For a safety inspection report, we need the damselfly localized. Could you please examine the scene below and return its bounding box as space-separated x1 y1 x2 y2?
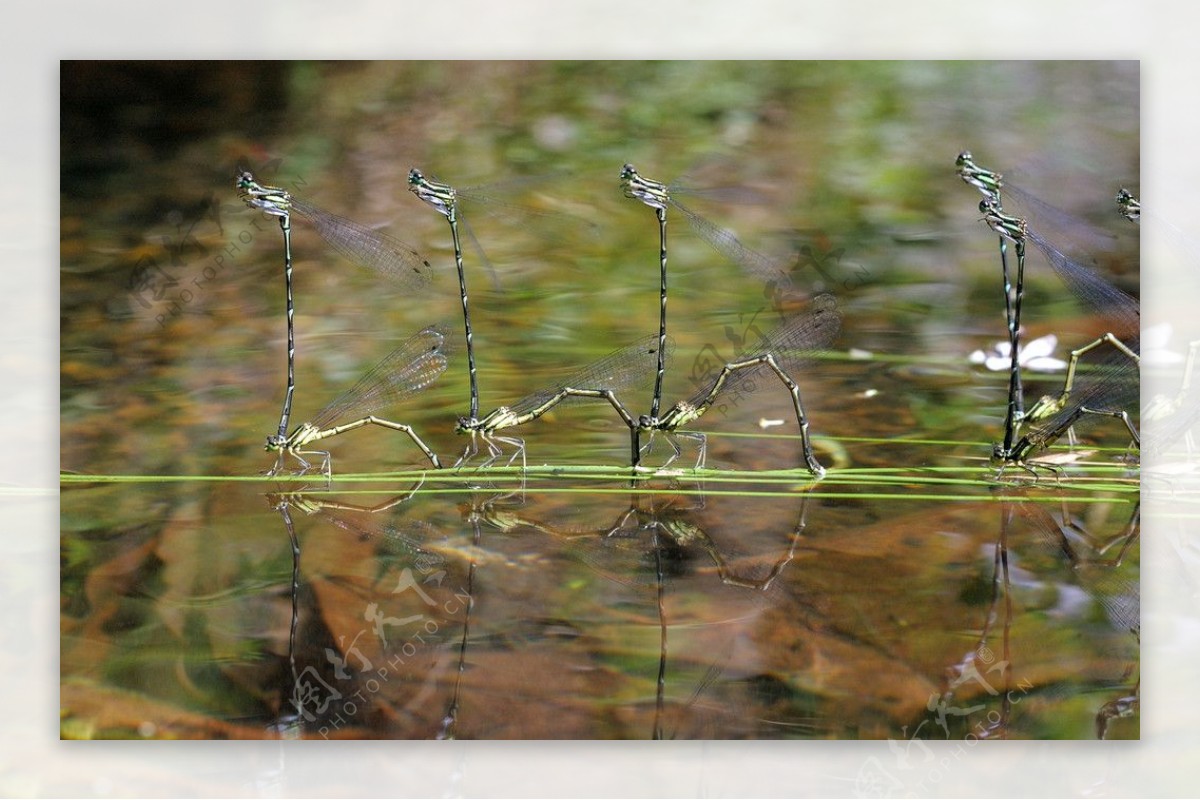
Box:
237 170 435 446
979 198 1138 338
265 325 450 477
978 197 1139 462
995 348 1139 475
1122 189 1200 457
1116 188 1140 223
456 334 672 469
1021 333 1140 434
636 296 841 475
958 153 1139 456
619 163 795 424
957 151 1025 426
408 168 587 424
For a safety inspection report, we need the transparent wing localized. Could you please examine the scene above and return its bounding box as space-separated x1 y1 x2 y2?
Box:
310 326 450 430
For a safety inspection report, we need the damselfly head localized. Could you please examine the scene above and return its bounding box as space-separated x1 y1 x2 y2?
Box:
264 433 286 452
957 152 1003 201
620 164 669 209
408 168 455 216
236 171 292 216
979 200 1026 241
235 171 266 201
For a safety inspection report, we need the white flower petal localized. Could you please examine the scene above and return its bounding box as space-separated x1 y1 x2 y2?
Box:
1019 334 1058 362
984 355 1011 371
1026 356 1067 372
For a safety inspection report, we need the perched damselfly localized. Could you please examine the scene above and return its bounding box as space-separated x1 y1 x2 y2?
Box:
237 170 435 445
636 296 841 476
957 151 1026 430
619 163 795 425
456 334 672 469
265 325 450 477
996 347 1140 475
973 190 1139 464
408 167 588 425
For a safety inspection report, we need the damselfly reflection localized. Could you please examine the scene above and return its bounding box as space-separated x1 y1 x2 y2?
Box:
931 490 1139 739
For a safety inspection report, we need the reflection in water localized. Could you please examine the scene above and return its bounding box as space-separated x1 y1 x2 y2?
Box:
256 485 817 739
59 475 1141 740
243 481 1145 740
609 493 810 738
925 490 1139 741
438 494 486 740
267 493 302 738
1094 628 1140 741
528 491 812 738
264 485 461 738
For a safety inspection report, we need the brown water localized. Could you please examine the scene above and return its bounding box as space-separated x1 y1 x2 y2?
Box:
60 61 1140 740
